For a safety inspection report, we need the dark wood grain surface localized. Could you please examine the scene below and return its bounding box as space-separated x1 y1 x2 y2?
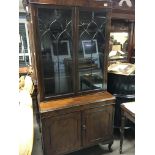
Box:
29 0 111 8
41 92 115 155
42 112 81 155
39 91 115 112
82 105 114 146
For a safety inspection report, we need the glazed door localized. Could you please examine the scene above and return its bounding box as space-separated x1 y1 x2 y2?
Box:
78 9 109 92
37 7 74 99
82 104 114 146
42 112 81 155
33 5 110 101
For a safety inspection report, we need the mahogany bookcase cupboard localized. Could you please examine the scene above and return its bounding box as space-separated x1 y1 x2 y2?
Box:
24 0 117 155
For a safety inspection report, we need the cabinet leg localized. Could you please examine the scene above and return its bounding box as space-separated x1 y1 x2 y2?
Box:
108 142 113 152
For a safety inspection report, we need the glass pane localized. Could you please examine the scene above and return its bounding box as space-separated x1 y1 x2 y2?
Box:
78 10 107 91
37 8 73 97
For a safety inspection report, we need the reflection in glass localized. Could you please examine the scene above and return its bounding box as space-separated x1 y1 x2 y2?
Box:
78 10 107 91
37 8 73 97
109 32 128 63
82 40 99 56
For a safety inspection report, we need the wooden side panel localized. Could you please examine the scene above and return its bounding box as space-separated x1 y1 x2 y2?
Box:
42 112 81 155
27 6 38 82
127 21 134 62
82 104 114 146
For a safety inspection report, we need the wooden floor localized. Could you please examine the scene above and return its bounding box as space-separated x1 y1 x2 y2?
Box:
32 116 135 155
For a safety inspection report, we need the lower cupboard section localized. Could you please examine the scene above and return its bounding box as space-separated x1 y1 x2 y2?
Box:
41 104 114 155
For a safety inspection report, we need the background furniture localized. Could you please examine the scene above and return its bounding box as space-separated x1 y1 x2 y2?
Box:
120 102 135 154
107 68 135 128
109 0 135 65
19 75 34 155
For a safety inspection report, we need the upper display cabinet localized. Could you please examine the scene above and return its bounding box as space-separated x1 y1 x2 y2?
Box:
108 19 135 65
24 0 112 101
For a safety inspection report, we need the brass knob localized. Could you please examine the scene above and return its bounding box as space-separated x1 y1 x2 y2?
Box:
82 125 86 130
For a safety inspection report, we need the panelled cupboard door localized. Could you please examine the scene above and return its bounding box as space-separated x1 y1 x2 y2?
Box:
82 105 113 146
42 112 81 155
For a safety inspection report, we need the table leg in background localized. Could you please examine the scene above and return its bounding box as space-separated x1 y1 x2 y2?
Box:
120 115 125 154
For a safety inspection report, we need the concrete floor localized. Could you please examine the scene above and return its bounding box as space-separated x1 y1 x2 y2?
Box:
32 116 135 155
